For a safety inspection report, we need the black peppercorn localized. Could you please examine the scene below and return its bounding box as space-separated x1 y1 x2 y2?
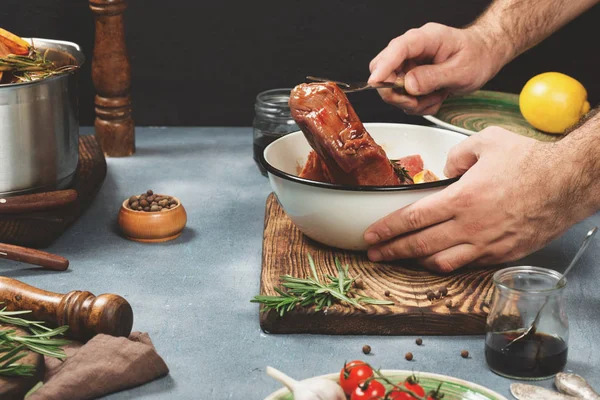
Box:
354 279 365 290
461 350 469 358
384 290 391 297
426 291 435 301
439 286 448 296
127 191 179 212
362 345 371 355
416 338 423 346
445 299 453 308
405 352 413 361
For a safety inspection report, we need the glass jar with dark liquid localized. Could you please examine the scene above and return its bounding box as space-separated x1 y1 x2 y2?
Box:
485 266 569 380
253 89 299 177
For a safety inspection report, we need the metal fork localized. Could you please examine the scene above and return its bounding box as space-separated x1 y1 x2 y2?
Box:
306 76 405 93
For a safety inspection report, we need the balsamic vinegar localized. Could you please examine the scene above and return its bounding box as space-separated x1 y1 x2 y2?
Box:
485 331 568 378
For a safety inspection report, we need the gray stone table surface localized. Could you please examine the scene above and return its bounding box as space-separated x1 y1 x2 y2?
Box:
9 127 599 399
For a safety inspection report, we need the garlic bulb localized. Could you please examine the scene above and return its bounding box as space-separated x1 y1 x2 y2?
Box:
266 366 346 400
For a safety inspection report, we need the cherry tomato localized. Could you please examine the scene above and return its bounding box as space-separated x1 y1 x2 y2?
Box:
351 380 386 400
339 360 374 395
387 391 417 400
403 380 425 397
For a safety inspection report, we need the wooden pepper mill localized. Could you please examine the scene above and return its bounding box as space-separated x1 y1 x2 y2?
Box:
0 277 133 342
89 0 135 157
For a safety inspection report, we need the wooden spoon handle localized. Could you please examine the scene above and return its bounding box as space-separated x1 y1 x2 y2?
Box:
0 189 78 214
0 243 69 271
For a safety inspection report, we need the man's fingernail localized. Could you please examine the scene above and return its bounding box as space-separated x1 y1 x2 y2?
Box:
405 74 419 95
364 232 380 244
368 248 382 262
368 68 380 84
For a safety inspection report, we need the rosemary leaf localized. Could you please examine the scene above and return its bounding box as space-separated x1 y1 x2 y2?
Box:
307 254 320 283
357 297 395 305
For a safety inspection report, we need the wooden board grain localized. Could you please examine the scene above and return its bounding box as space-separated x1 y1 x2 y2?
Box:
0 135 106 248
260 193 500 335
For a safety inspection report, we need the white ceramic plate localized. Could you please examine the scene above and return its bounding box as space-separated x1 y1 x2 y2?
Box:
423 115 475 136
265 370 508 400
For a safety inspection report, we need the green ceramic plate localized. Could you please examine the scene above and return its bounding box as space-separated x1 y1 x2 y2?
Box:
423 90 559 142
265 370 508 400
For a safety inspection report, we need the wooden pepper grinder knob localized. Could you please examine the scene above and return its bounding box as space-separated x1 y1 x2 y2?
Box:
89 0 135 157
0 277 133 342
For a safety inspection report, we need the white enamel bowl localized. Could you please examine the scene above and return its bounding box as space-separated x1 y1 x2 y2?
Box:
260 123 466 251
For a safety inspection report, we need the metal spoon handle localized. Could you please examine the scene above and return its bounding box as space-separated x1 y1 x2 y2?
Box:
560 227 598 285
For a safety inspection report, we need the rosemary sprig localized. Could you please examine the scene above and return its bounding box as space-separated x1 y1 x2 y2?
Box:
0 305 70 377
390 159 413 183
251 254 394 316
0 47 79 83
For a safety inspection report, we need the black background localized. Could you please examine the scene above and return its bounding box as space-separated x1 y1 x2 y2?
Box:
1 1 598 127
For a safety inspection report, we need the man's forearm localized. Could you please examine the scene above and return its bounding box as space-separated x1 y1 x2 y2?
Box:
470 0 599 66
553 107 600 220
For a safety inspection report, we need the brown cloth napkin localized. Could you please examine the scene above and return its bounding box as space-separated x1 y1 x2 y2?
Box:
27 332 169 400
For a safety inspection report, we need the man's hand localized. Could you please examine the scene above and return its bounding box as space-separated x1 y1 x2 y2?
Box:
367 23 510 115
368 0 599 116
363 127 584 273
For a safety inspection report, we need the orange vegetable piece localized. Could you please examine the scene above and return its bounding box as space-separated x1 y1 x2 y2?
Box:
0 27 30 55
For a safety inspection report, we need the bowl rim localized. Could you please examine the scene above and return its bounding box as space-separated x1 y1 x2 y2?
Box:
120 195 183 214
260 123 462 192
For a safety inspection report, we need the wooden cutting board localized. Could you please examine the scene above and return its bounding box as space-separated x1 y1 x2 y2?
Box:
260 193 500 335
0 135 106 248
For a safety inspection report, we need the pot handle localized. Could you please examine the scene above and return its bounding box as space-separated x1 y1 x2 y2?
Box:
0 189 78 215
0 243 68 271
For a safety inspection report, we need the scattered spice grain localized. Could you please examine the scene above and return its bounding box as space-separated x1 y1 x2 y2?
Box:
445 299 453 308
384 290 391 297
461 350 469 358
354 279 365 290
426 291 435 301
405 352 413 361
416 338 423 346
362 345 371 355
439 286 448 296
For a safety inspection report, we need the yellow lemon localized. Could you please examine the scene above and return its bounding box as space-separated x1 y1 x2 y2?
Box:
519 72 590 134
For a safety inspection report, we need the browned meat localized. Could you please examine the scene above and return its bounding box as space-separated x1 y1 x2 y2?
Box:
289 82 402 186
299 150 333 183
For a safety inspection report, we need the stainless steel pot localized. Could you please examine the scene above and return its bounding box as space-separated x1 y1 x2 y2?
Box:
0 38 85 196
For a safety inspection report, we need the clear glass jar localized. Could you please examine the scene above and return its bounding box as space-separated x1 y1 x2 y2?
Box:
253 88 299 177
485 266 569 380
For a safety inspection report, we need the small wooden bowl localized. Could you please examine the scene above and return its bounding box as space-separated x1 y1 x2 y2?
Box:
118 196 187 243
